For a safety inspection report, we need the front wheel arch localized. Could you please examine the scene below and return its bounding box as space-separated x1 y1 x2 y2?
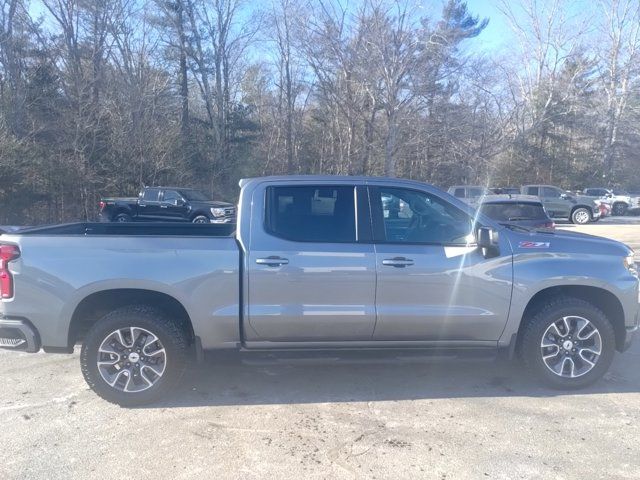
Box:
517 285 626 353
190 212 210 223
570 206 593 224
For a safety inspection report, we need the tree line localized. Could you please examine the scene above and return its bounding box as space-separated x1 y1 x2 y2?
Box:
1 0 639 224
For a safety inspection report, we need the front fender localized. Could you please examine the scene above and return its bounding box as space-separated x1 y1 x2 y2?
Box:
498 251 638 347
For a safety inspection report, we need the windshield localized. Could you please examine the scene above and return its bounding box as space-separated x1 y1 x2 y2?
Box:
480 202 548 221
179 189 210 201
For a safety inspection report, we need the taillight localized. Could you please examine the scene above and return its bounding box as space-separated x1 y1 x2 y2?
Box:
99 201 106 211
0 244 20 299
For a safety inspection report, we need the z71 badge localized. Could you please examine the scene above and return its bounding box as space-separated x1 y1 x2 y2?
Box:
519 241 550 248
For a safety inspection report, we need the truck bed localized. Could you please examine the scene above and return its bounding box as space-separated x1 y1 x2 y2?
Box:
1 226 241 350
15 222 236 237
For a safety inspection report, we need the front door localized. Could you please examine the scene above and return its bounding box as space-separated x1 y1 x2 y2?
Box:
369 185 513 342
540 186 570 218
246 184 377 343
160 190 190 221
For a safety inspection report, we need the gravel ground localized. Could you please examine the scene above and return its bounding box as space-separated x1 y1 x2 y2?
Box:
1 222 639 480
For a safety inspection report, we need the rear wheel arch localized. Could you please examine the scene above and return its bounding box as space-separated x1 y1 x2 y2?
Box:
516 285 626 352
68 289 195 349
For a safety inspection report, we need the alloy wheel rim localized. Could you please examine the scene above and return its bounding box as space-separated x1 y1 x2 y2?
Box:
540 316 602 378
575 211 590 224
97 327 167 393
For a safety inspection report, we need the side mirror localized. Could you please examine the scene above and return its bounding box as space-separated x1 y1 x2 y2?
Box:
477 227 499 258
172 198 185 206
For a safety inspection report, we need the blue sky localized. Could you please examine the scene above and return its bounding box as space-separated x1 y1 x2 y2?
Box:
464 0 512 50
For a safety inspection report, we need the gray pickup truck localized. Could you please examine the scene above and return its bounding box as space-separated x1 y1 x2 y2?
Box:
1 176 638 406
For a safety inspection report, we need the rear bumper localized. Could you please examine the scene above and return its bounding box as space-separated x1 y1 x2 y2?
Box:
0 317 41 353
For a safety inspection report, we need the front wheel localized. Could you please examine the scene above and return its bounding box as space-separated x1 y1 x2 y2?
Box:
571 207 592 225
520 297 616 389
192 215 209 224
80 305 189 406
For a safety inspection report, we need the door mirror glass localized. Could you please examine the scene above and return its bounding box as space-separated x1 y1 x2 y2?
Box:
476 227 497 248
476 227 500 258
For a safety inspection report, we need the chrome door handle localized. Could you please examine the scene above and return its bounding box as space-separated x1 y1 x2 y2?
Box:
160 205 168 208
256 256 289 267
382 257 414 267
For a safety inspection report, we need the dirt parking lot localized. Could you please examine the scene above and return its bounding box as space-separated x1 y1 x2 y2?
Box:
1 221 639 480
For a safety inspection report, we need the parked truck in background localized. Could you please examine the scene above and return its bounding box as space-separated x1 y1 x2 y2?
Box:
1 176 638 406
99 186 236 224
447 185 490 207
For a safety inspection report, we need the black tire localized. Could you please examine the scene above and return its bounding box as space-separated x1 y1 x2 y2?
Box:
570 207 592 225
612 202 628 216
80 305 189 406
114 213 132 223
519 297 616 389
192 215 209 224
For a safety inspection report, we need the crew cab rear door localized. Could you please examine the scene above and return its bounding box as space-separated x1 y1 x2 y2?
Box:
368 183 513 343
244 181 377 343
137 188 161 220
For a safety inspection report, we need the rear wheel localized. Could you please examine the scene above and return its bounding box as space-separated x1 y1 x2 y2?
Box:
571 207 591 224
80 305 189 406
613 202 628 216
114 213 132 222
520 297 616 389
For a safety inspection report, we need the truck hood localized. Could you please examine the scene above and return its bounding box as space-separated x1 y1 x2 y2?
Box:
505 227 632 257
191 200 234 208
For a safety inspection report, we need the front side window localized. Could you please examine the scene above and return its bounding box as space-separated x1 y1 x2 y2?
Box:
541 187 562 198
372 187 473 245
265 186 356 243
142 188 160 202
162 190 182 203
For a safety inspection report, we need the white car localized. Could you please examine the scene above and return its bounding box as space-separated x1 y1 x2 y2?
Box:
583 188 636 216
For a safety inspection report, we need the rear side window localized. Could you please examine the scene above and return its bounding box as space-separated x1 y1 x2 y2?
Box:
526 186 539 196
162 190 182 203
142 188 160 202
265 186 356 243
480 202 548 221
453 188 465 198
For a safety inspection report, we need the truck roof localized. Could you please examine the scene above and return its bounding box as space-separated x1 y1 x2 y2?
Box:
481 194 542 203
144 186 200 191
238 175 448 190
